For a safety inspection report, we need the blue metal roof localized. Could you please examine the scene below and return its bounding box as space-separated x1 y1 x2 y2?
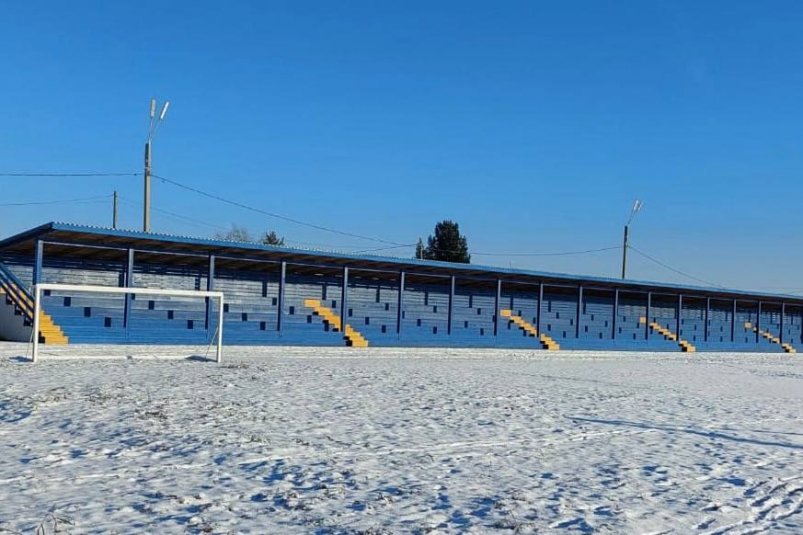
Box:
1 221 801 303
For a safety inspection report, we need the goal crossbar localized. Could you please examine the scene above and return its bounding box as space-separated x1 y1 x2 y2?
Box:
32 283 224 363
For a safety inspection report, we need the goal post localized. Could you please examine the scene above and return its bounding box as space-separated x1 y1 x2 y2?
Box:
32 283 224 364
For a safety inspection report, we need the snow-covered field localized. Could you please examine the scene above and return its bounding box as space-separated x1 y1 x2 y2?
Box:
1 344 802 534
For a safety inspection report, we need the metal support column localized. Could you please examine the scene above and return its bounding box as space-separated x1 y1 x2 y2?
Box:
205 255 215 331
704 297 710 343
277 261 286 332
576 285 583 339
756 301 762 344
612 289 619 340
396 271 405 337
731 299 737 343
780 302 785 344
536 283 544 334
340 267 349 333
447 275 455 335
123 249 134 332
645 292 651 340
676 294 682 339
33 240 44 286
493 279 501 337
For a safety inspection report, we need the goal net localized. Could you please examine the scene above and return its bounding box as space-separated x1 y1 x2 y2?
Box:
31 283 224 363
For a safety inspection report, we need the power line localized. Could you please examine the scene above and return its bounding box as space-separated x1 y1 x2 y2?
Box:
473 245 621 257
0 194 112 207
0 171 630 261
122 192 398 251
629 245 726 289
153 173 408 247
1 169 626 259
352 244 416 254
118 197 230 233
0 172 138 177
353 243 621 258
155 173 622 259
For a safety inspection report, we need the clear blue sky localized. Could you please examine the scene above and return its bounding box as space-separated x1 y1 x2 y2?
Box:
2 1 802 293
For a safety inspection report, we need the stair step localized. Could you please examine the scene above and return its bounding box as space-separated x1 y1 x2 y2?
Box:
306 299 368 347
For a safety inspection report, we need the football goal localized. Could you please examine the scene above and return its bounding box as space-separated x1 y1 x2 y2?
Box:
31 283 224 363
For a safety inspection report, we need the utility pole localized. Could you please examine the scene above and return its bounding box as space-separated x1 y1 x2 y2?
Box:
144 98 170 233
143 140 151 232
112 190 118 229
621 200 643 279
620 224 629 279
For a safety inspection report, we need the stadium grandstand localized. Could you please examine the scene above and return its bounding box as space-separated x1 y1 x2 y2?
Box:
0 221 799 353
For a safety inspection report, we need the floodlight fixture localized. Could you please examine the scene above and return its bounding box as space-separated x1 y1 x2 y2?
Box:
626 199 643 226
159 101 170 121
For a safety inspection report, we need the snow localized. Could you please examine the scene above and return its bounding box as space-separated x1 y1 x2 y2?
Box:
1 344 802 534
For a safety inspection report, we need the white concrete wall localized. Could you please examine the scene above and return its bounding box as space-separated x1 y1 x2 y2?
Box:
0 295 32 342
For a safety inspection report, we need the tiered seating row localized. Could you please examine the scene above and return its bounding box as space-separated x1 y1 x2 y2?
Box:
5 255 798 352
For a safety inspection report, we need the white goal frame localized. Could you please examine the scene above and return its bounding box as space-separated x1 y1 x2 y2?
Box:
32 283 224 364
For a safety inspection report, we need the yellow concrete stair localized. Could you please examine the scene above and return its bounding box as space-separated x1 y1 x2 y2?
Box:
305 299 342 331
644 318 695 352
500 309 559 351
37 312 69 344
745 322 796 353
304 299 368 348
1 284 68 344
343 325 369 348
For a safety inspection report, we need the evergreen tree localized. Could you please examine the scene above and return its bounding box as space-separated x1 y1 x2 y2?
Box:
261 230 286 247
415 220 470 263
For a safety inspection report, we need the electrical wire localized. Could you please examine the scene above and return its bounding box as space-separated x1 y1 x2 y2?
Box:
153 173 408 247
121 195 380 251
353 243 622 257
473 245 622 257
0 171 635 261
117 197 230 233
0 172 138 177
156 173 627 259
629 245 726 289
0 194 112 207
